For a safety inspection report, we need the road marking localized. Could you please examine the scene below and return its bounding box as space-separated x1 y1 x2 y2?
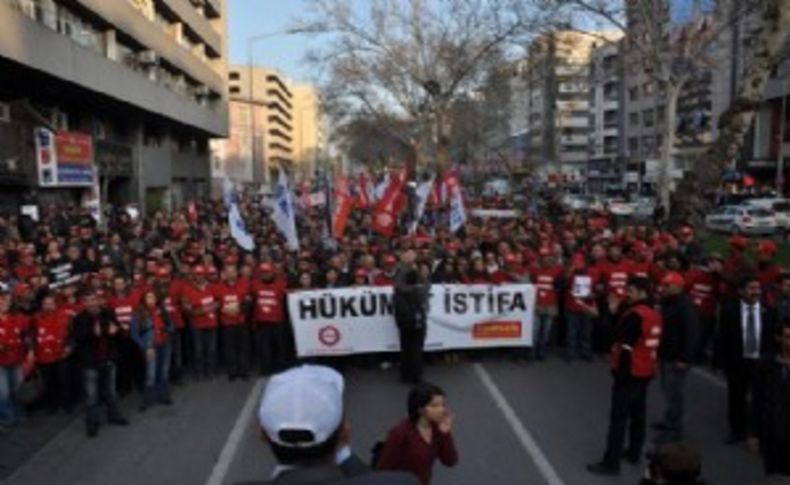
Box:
206 378 265 485
691 367 726 390
473 363 565 485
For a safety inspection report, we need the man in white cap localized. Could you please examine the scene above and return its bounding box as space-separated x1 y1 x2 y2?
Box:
241 365 418 484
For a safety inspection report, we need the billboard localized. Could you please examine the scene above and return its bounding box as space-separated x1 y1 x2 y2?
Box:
35 128 95 187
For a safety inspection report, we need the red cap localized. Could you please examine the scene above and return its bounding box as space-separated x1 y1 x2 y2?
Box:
192 264 205 276
572 254 586 269
504 253 518 265
12 283 30 297
680 226 693 236
354 268 368 279
224 255 239 266
661 272 685 287
729 235 748 250
155 267 171 278
758 239 777 256
383 255 398 266
447 241 461 251
205 265 218 276
538 246 552 257
632 240 648 253
259 263 274 274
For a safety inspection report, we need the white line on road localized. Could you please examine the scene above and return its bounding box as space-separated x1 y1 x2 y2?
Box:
473 363 565 485
206 378 265 485
691 367 726 390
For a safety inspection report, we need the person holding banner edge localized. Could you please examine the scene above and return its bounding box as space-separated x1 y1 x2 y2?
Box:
393 249 430 384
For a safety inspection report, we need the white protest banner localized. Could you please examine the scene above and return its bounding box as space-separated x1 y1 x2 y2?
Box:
288 284 536 357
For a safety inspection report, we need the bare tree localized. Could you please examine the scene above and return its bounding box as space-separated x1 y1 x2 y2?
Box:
673 0 790 223
295 0 553 172
559 0 771 214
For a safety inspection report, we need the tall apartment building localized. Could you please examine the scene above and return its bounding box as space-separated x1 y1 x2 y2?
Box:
0 0 229 212
524 31 619 179
587 35 625 192
221 66 295 184
292 84 322 180
711 6 790 187
622 1 716 190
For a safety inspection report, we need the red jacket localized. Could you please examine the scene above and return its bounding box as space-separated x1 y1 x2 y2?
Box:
604 260 633 297
377 418 458 485
33 309 71 364
251 279 287 324
182 283 218 329
0 313 31 367
611 304 662 378
163 279 186 330
108 291 141 332
531 266 563 308
685 269 718 318
215 279 250 327
630 261 652 281
490 270 517 285
373 272 395 286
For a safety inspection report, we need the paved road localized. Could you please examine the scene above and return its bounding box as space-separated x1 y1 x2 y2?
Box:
2 357 768 485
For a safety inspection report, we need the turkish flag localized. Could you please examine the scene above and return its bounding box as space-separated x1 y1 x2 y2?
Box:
332 175 354 238
372 168 408 237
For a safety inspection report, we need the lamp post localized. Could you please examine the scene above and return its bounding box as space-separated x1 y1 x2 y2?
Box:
776 77 788 195
246 30 298 187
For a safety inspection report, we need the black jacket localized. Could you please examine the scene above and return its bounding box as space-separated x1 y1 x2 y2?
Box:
658 293 699 363
751 357 790 475
714 299 775 371
393 266 429 330
73 308 121 368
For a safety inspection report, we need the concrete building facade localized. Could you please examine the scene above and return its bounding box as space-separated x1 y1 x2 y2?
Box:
587 35 625 192
524 31 618 179
0 0 229 213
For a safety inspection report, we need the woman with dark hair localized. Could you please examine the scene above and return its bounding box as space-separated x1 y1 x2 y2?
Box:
131 289 174 411
377 383 458 484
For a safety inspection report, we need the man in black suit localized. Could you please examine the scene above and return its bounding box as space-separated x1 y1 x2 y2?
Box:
715 274 776 444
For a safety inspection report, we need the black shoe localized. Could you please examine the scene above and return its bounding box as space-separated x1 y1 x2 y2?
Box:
624 452 642 465
651 421 671 431
109 416 130 426
586 461 620 476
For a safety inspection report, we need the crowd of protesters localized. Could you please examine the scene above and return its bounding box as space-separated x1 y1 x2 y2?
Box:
0 186 788 479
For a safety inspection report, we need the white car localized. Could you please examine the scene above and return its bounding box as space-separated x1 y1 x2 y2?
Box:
563 194 593 211
607 199 635 216
705 205 778 235
745 198 790 232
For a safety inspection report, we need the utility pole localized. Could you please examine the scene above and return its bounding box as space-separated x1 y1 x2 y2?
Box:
777 80 787 195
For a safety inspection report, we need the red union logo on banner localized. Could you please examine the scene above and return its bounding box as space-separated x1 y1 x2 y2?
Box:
318 325 341 347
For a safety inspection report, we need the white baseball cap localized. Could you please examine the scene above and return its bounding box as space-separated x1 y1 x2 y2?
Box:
258 365 345 448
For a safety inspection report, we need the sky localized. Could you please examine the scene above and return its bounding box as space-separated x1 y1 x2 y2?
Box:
227 0 318 84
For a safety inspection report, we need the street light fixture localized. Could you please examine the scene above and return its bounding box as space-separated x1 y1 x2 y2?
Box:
246 30 300 186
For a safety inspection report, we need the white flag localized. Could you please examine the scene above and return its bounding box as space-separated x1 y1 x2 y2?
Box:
223 178 237 208
410 176 435 234
272 170 300 251
373 173 390 201
449 185 466 233
229 202 255 251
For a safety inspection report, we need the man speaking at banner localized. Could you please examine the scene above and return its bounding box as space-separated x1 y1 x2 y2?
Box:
393 249 430 384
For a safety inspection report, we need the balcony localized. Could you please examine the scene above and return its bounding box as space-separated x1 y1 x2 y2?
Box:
0 0 227 136
160 0 222 57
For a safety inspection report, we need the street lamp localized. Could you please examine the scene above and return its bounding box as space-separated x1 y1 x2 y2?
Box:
246 30 299 186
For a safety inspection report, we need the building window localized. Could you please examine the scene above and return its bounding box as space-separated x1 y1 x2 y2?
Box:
643 109 655 127
229 86 240 95
642 136 655 154
629 87 639 101
628 137 638 153
629 112 639 126
643 81 655 95
229 71 240 80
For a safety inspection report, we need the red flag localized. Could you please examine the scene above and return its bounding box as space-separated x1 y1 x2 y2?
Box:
372 168 408 237
332 175 354 238
743 174 756 187
442 170 460 204
429 177 442 207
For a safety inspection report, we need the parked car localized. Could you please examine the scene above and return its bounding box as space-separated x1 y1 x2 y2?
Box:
705 205 778 235
632 197 656 219
744 198 790 232
607 198 635 216
563 194 594 211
